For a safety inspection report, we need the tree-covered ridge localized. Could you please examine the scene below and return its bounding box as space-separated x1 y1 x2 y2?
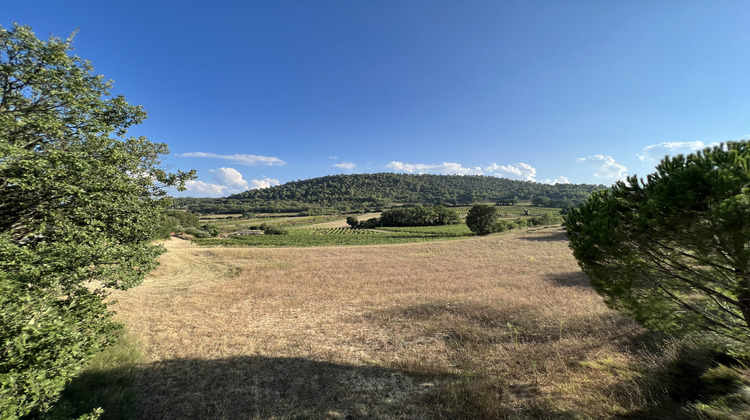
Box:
229 173 603 203
176 173 606 214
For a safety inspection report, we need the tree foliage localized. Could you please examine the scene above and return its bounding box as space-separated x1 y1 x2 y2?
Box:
564 142 750 351
0 24 193 417
172 173 604 215
378 205 460 227
465 205 498 235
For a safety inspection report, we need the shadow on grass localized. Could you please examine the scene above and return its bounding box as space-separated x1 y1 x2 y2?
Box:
545 271 592 289
519 230 568 242
55 356 464 420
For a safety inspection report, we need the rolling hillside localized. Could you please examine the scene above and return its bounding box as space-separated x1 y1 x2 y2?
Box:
175 173 606 214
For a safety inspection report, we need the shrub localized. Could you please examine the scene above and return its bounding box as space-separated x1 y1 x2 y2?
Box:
466 205 498 235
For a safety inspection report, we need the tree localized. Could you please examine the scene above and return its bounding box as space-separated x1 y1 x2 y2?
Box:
564 142 750 351
0 24 193 417
497 196 517 206
346 216 359 228
465 204 498 235
258 222 288 235
531 196 550 207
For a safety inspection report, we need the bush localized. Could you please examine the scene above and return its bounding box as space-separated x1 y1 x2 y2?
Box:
258 223 288 235
359 218 380 229
466 205 498 235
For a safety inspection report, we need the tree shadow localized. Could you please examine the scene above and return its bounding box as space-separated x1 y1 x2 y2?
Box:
60 356 455 420
545 271 592 289
519 230 569 242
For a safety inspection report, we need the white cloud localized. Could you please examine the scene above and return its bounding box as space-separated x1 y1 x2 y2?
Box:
183 180 228 197
485 162 537 181
334 162 357 170
182 168 279 197
543 176 570 185
637 141 719 162
209 167 249 190
576 155 628 180
386 161 484 175
250 177 280 190
178 152 285 166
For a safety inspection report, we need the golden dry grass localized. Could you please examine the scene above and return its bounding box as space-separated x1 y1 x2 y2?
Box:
110 228 651 419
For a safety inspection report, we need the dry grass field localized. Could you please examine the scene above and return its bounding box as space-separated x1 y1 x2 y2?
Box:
108 228 660 419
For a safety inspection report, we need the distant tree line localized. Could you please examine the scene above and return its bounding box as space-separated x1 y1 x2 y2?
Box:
175 173 605 215
349 205 461 228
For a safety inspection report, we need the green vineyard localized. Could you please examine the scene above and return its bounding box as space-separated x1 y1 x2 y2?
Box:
194 224 473 247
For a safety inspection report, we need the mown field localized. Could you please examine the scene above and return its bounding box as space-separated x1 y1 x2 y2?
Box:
58 227 725 419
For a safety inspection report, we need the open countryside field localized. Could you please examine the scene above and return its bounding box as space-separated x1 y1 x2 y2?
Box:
100 228 677 419
299 212 383 229
196 224 475 247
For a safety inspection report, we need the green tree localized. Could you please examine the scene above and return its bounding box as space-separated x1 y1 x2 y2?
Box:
258 222 288 235
465 204 498 235
0 24 193 417
564 142 750 351
346 216 359 228
531 196 550 207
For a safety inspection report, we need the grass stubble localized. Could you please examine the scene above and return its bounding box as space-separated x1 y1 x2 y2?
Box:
105 228 660 419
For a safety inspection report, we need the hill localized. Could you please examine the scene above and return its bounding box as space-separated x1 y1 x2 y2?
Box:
175 173 606 214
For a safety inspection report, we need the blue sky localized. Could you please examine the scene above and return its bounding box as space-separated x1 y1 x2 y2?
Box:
6 1 750 197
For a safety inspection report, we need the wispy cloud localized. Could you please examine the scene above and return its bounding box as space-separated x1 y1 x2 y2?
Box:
637 141 719 162
576 155 627 180
178 152 285 166
386 161 484 175
485 162 537 181
334 162 357 170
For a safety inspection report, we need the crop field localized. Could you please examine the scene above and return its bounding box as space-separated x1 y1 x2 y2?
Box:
438 205 561 218
453 206 472 215
195 224 474 247
94 229 681 419
379 224 473 237
495 205 562 217
207 215 345 233
309 227 383 235
299 212 384 229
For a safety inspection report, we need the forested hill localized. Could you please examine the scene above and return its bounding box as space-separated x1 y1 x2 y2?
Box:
172 173 605 214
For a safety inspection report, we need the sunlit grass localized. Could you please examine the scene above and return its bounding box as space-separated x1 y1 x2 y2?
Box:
99 230 750 418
